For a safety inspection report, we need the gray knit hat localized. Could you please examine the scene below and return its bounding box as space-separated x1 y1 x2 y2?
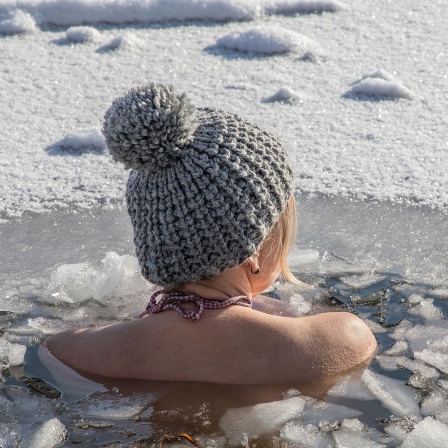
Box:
103 82 294 286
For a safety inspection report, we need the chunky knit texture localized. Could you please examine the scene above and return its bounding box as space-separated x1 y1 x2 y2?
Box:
103 82 294 286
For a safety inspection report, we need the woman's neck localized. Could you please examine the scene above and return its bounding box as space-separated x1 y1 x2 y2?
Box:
174 264 254 301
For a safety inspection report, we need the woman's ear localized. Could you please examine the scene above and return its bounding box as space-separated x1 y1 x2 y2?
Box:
246 253 260 275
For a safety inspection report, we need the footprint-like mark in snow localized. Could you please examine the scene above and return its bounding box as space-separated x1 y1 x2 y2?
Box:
267 0 349 15
215 26 322 57
347 70 414 100
45 129 105 156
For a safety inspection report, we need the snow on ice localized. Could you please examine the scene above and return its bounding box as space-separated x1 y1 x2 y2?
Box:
216 26 320 55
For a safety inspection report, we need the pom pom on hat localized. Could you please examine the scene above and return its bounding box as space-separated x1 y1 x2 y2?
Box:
102 82 196 172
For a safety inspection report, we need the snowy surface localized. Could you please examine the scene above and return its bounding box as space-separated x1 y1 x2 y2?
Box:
1 0 447 220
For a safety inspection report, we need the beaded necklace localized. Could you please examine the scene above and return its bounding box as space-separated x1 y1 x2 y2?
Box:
139 290 252 321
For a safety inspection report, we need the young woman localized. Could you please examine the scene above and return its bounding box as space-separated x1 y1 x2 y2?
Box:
45 82 376 384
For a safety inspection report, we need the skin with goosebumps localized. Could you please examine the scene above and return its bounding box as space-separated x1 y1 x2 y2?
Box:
46 236 377 385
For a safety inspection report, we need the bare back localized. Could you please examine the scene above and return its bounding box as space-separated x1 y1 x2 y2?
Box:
45 305 376 385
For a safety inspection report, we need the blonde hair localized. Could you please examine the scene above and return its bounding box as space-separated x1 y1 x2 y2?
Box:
269 196 300 284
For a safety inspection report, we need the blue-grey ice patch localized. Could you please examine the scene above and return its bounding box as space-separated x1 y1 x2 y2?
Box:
219 396 304 446
0 9 36 35
266 0 349 15
347 70 414 100
65 26 101 43
262 86 302 103
45 128 105 155
216 26 320 56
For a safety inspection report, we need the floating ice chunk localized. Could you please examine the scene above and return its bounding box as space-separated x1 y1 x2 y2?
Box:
99 32 144 52
408 298 443 320
407 294 423 305
361 370 418 416
21 418 67 448
429 288 448 299
6 317 66 337
43 252 134 304
414 349 448 374
8 343 26 367
340 418 366 432
7 386 58 418
348 70 413 100
327 374 375 401
262 86 302 103
281 422 332 447
0 295 33 315
397 357 439 379
384 341 409 355
92 252 127 300
403 324 448 351
62 307 88 322
267 0 349 14
79 392 153 419
302 399 362 426
375 355 400 371
340 272 385 289
0 339 11 365
216 26 320 55
333 431 386 448
66 26 101 43
363 319 388 334
47 128 105 154
421 391 448 422
0 9 37 35
384 424 407 442
389 320 414 341
288 293 312 315
427 335 448 354
375 354 436 375
288 249 319 265
219 396 304 445
400 417 448 448
0 422 21 447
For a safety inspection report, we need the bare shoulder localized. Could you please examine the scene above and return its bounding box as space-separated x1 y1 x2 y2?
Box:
45 308 376 384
